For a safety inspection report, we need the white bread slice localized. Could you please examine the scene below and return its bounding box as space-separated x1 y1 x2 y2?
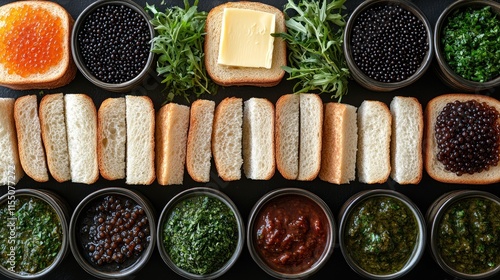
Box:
97 97 126 181
357 100 392 184
0 98 23 185
425 94 500 184
390 96 423 185
0 1 76 90
298 94 323 181
126 95 155 185
243 97 275 180
319 102 358 184
14 95 48 182
275 94 300 180
186 99 215 183
65 94 98 184
205 1 286 86
39 93 71 183
156 103 190 185
212 97 243 181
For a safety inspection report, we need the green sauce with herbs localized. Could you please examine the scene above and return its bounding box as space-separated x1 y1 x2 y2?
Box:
163 195 238 275
437 197 500 274
0 196 63 274
345 196 418 275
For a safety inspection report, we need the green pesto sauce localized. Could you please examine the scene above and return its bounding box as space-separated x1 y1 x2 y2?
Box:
438 197 500 274
0 196 63 274
163 195 238 275
346 196 418 275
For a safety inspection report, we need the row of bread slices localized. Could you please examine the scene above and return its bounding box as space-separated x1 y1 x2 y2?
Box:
0 92 425 186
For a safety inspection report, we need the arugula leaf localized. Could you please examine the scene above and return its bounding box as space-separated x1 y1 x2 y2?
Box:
145 1 218 103
273 0 350 100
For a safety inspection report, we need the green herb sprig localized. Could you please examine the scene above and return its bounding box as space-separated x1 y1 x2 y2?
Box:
145 1 217 103
273 0 350 100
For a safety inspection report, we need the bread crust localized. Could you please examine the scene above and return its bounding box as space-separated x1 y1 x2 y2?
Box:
0 1 76 90
424 93 500 184
205 1 286 87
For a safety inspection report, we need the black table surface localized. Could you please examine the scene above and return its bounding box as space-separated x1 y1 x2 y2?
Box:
0 0 499 279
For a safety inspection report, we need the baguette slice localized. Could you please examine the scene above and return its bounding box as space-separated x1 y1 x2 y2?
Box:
212 97 243 181
243 97 275 180
319 102 358 184
126 95 155 185
97 97 126 181
425 94 500 184
390 96 423 185
205 1 286 86
65 94 98 184
357 100 392 184
14 95 48 182
186 99 215 183
0 98 23 185
275 94 300 180
298 93 323 181
39 93 71 182
156 103 190 185
0 1 76 90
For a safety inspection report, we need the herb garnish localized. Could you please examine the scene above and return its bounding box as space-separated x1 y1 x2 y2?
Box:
146 1 218 103
273 0 350 100
442 6 500 82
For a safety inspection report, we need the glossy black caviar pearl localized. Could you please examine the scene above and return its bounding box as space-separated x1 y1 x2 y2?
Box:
351 5 428 83
435 100 500 176
77 5 150 84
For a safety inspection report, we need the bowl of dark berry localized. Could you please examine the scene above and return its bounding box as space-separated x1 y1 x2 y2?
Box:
71 0 154 92
343 0 433 91
434 0 500 92
69 187 156 279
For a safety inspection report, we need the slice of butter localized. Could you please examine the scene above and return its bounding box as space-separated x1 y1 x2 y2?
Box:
218 8 276 69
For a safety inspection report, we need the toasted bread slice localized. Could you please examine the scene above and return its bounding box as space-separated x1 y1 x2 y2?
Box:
97 97 126 181
390 96 423 185
424 94 500 184
205 1 286 86
319 102 358 184
156 103 190 185
186 99 215 183
14 95 49 182
357 100 392 184
212 97 243 181
0 98 23 185
275 94 300 180
0 1 76 90
39 93 71 183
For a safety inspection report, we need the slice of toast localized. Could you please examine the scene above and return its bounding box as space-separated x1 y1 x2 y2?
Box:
275 94 300 180
14 95 49 182
0 98 23 185
0 1 76 90
298 93 323 181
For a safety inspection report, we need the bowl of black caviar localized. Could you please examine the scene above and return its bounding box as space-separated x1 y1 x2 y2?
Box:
69 187 156 279
71 0 155 92
434 0 500 92
0 189 69 280
157 187 245 280
338 189 426 279
427 190 500 279
343 0 433 91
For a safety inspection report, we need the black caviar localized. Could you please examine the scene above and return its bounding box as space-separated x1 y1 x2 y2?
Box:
351 4 428 83
79 195 150 270
77 4 150 84
435 100 500 176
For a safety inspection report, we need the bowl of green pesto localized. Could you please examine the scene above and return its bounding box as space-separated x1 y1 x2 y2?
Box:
434 0 500 92
157 187 244 279
0 189 69 279
427 190 500 279
338 189 426 279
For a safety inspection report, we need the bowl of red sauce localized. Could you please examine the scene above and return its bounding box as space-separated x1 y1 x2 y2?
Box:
247 188 336 279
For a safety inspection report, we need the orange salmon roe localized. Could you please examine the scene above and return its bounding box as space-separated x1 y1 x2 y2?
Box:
0 5 64 77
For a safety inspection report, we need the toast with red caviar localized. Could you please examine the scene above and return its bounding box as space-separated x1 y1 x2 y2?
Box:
0 1 76 90
424 94 500 184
